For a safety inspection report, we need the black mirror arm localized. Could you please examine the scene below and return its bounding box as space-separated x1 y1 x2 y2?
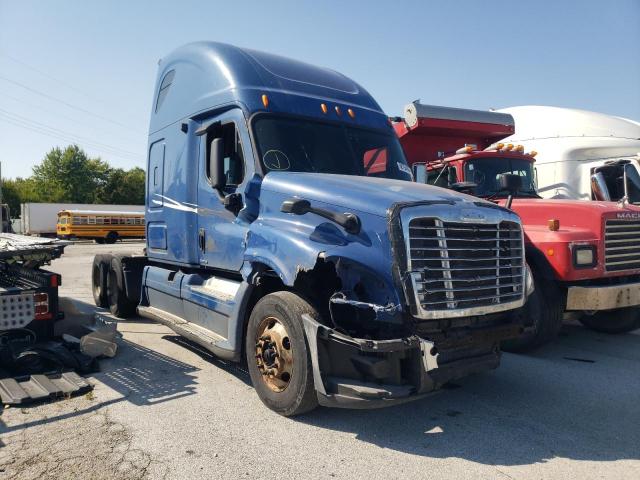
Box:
281 198 361 235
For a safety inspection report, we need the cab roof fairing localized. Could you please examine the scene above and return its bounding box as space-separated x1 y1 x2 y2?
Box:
150 42 390 135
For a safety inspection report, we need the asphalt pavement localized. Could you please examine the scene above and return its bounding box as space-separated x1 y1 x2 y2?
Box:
1 242 639 479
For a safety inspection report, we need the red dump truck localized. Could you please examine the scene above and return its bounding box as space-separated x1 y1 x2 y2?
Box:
393 102 640 350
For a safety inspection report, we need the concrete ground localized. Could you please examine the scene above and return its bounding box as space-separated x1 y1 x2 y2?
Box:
1 242 639 479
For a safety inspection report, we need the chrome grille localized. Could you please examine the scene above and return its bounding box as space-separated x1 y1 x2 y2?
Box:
407 218 524 317
604 219 640 272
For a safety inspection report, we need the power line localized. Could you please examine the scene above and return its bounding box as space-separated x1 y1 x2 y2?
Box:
0 108 142 158
0 114 144 163
0 115 144 164
0 91 143 143
0 74 146 134
0 51 109 107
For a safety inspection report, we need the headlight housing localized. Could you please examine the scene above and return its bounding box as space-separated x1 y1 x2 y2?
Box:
573 245 597 268
525 263 535 297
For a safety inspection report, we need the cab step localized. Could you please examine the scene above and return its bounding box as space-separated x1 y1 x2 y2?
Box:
137 305 226 353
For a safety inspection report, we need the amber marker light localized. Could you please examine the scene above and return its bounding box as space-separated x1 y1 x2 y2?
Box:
496 143 505 150
515 145 524 152
505 144 514 151
547 248 555 256
529 150 538 157
347 108 355 118
261 94 269 108
335 106 341 116
456 145 476 154
321 103 328 114
548 219 560 231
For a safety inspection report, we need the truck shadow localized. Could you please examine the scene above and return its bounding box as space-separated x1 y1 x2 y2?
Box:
0 334 202 435
298 326 640 466
96 337 201 406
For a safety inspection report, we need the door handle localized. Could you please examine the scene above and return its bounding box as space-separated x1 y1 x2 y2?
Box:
198 228 205 252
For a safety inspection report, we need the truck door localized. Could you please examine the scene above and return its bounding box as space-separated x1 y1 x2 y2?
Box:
196 109 250 272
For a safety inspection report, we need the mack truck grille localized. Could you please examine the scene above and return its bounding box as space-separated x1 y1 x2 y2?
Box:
604 219 640 272
407 218 524 318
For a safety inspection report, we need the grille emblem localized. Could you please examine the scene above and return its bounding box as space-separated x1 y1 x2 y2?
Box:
460 210 486 222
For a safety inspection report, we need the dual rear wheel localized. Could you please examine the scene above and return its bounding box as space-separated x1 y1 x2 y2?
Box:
91 254 136 317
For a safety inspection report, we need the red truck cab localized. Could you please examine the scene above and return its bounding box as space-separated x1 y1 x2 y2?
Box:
394 102 640 350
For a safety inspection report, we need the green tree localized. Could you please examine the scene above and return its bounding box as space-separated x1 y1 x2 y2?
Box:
31 145 110 203
1 177 41 217
95 167 145 204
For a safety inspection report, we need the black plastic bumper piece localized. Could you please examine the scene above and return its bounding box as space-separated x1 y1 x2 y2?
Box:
301 314 501 409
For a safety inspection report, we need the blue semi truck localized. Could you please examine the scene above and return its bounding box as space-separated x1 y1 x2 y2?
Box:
92 42 532 415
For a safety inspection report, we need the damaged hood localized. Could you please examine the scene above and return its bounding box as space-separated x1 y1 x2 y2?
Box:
261 172 478 217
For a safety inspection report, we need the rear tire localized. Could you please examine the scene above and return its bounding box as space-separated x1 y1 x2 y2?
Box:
245 291 319 416
107 256 136 318
502 279 564 353
105 231 118 244
579 307 640 334
92 255 110 308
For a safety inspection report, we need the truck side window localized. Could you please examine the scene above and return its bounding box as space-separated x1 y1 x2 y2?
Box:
155 70 175 113
208 123 245 187
427 167 455 188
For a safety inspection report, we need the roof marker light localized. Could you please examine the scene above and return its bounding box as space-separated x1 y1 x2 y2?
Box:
529 150 538 157
515 145 524 152
505 144 514 151
548 219 560 231
496 143 505 150
335 106 341 116
321 103 328 114
347 108 355 118
261 94 269 108
456 145 476 154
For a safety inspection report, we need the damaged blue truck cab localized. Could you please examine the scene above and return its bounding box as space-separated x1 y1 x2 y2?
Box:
96 42 530 415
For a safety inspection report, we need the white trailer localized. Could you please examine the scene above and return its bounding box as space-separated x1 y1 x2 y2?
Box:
498 106 640 203
20 203 143 236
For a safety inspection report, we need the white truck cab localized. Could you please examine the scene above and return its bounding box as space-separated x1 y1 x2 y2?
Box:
498 106 640 204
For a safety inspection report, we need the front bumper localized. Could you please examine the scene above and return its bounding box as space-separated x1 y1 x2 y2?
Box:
566 281 640 311
301 314 507 409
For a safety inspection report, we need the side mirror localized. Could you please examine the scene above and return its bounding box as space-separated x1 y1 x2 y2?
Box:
591 172 611 201
413 164 427 184
281 198 311 215
209 137 225 190
450 182 478 194
281 197 361 234
622 163 640 205
499 174 522 210
499 173 522 194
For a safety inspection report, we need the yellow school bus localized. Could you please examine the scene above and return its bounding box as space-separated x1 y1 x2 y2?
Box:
56 209 145 243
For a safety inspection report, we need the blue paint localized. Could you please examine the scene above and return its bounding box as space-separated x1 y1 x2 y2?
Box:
140 42 482 357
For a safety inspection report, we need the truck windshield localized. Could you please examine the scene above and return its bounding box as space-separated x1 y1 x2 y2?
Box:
252 116 413 181
464 157 538 197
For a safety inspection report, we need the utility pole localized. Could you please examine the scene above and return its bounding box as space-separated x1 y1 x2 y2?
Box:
0 161 3 204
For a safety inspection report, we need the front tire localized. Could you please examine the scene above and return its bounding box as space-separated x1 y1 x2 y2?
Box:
245 291 319 416
502 279 564 352
579 307 640 334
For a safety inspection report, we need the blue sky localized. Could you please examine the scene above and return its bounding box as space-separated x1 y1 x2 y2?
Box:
1 0 639 179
